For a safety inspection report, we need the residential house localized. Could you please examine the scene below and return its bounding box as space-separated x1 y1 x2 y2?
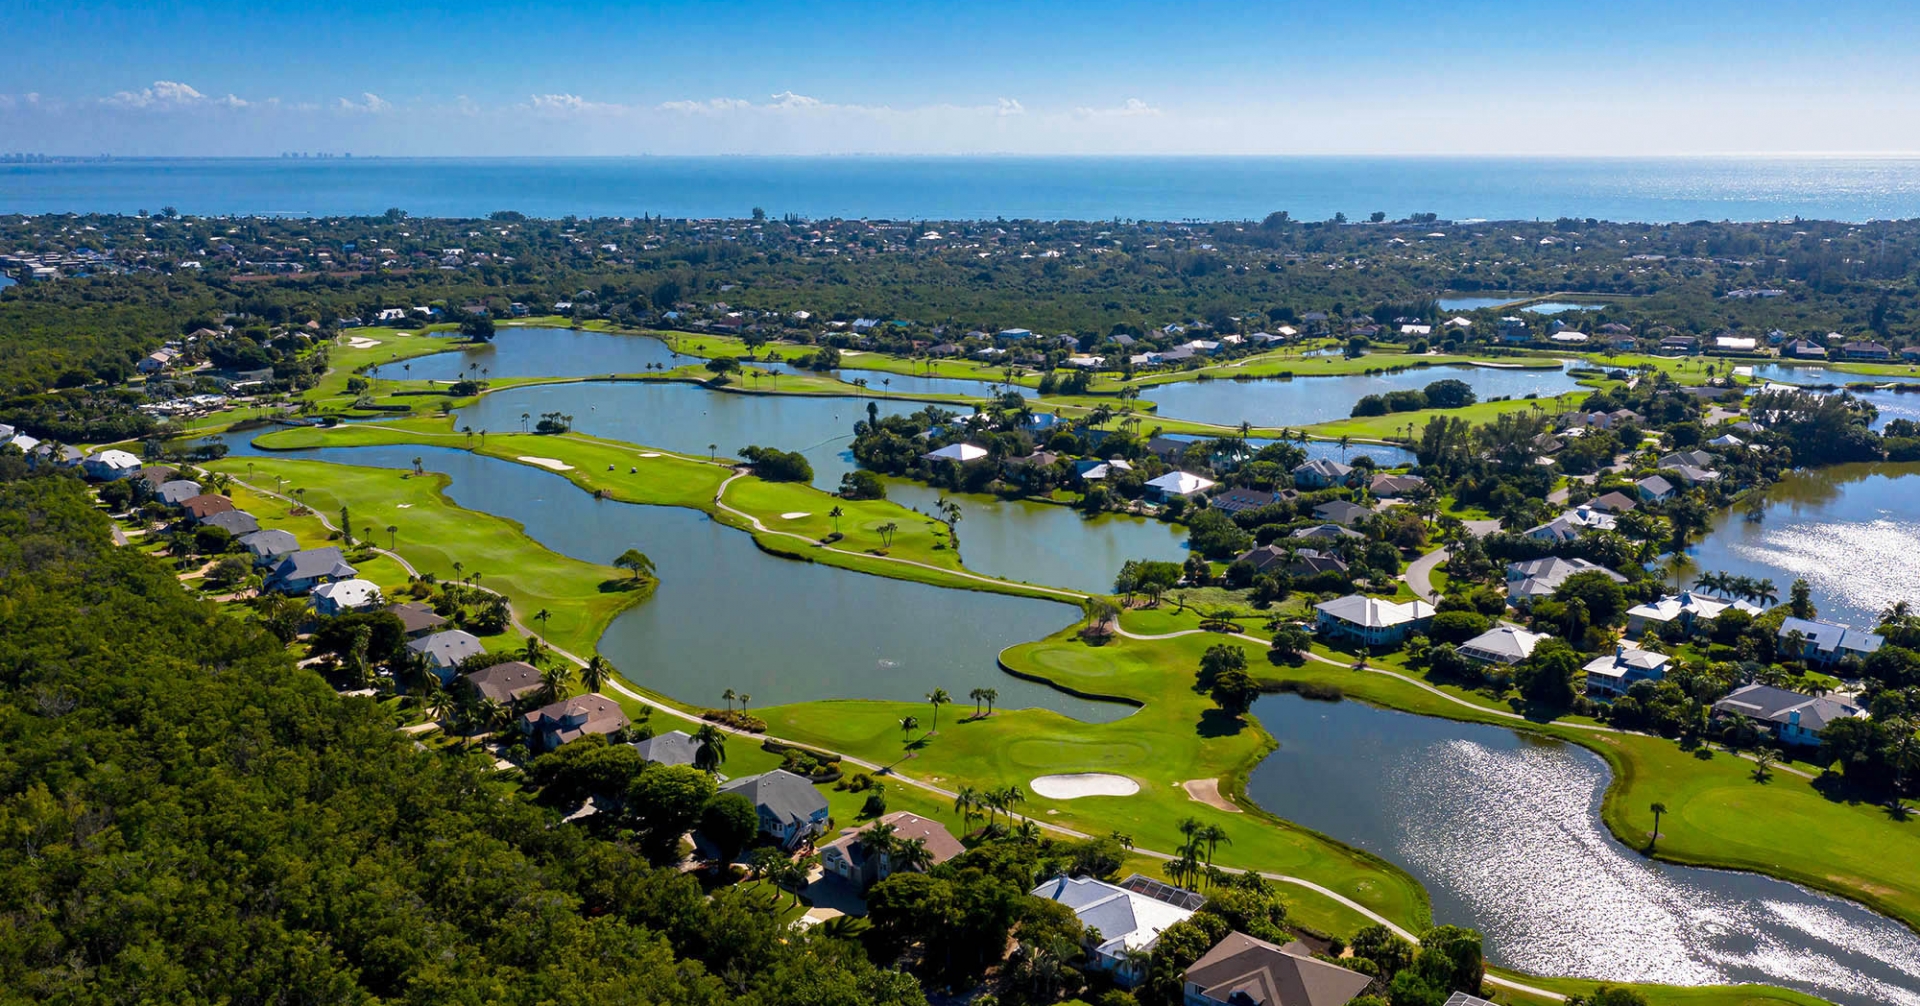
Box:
820 811 964 888
1075 458 1133 481
1659 334 1699 354
1457 626 1550 666
82 449 141 480
137 348 178 375
995 328 1033 341
1712 684 1863 747
239 528 301 566
1706 434 1745 449
180 494 237 523
1783 339 1828 360
1713 335 1758 353
1904 346 1920 362
1659 449 1715 470
1209 488 1287 515
201 509 260 537
1314 595 1435 647
522 693 630 752
1588 490 1639 514
1496 316 1531 343
1030 875 1198 987
718 769 831 849
1625 591 1760 637
386 601 449 638
1235 545 1348 577
1291 458 1353 489
130 466 177 496
465 659 545 706
1551 331 1590 345
312 578 382 615
1144 471 1216 503
1777 616 1884 665
1505 557 1626 606
632 728 702 766
1146 436 1193 464
920 442 989 463
1441 995 1499 1006
1636 475 1676 502
1583 644 1670 698
1181 930 1374 1006
1841 341 1892 361
1291 523 1365 543
1369 473 1426 498
1524 506 1617 543
1312 500 1371 526
156 479 203 506
407 629 487 676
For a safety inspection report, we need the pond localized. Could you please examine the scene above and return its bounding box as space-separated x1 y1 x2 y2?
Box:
1160 433 1418 469
399 327 684 382
218 437 1122 721
886 480 1188 594
1748 362 1920 388
457 380 867 490
1435 296 1515 312
1244 693 1920 1005
1144 364 1583 429
757 359 1034 400
1676 462 1920 630
1521 302 1607 315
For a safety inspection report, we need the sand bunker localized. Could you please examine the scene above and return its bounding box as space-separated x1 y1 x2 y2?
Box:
345 337 382 349
1030 773 1139 799
517 456 574 471
638 452 661 458
780 511 811 520
1181 778 1241 813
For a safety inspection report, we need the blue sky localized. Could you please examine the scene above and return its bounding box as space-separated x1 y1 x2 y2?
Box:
6 0 1919 155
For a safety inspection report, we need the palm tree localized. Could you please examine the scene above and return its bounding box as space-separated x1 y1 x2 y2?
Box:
522 634 547 667
969 687 986 717
534 608 552 637
1649 802 1667 852
997 784 1026 825
981 687 999 716
893 837 933 874
828 506 844 535
411 456 423 475
737 692 751 711
722 687 737 712
773 855 815 908
953 785 980 831
926 687 951 732
1750 748 1778 783
538 663 572 703
1752 577 1779 607
581 655 611 694
1197 823 1231 869
386 524 398 550
898 714 920 745
1337 434 1352 460
693 724 728 773
520 412 530 433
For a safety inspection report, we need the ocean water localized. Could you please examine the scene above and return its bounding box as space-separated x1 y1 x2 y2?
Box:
5 156 1920 222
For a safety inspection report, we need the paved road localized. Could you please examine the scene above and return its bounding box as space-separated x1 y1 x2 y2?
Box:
1402 547 1449 602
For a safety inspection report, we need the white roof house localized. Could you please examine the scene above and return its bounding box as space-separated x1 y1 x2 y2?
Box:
1030 876 1195 986
1314 595 1436 646
1583 645 1670 697
1144 471 1215 499
1457 626 1550 666
1626 591 1760 636
1549 331 1590 344
1524 506 1617 543
1778 616 1884 664
83 449 142 479
311 578 382 615
1505 557 1625 606
920 443 989 463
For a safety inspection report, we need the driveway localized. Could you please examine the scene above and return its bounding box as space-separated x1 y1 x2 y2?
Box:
1403 547 1450 602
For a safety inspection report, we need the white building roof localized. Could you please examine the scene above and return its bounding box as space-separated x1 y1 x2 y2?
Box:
1144 471 1215 496
922 443 989 463
1029 876 1193 956
1315 595 1435 629
312 578 381 610
87 449 141 470
1458 626 1550 664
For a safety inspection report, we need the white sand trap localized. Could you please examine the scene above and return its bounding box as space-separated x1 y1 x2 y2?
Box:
345 337 382 349
780 511 811 520
1030 773 1139 799
517 456 574 471
395 503 413 509
638 452 661 458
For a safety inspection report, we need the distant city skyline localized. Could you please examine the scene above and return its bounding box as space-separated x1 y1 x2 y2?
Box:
8 0 1920 156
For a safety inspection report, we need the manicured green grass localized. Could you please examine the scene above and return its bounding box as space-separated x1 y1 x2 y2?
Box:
307 327 468 404
204 455 646 660
1305 389 1593 440
757 627 1435 937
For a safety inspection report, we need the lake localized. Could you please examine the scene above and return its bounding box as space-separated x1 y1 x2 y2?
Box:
1145 363 1583 429
1435 296 1516 312
1678 463 1920 629
458 380 868 489
218 438 1121 720
886 481 1188 594
1244 694 1920 1005
399 327 682 382
1520 302 1606 315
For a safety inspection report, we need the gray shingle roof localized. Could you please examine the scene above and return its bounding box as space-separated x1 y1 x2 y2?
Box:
239 528 299 559
719 769 828 828
201 510 260 536
269 546 357 583
407 629 487 670
633 729 702 766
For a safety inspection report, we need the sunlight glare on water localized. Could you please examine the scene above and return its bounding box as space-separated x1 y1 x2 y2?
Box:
1730 517 1920 626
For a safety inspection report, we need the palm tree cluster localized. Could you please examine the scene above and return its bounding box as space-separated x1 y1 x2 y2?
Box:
966 686 999 718
1165 816 1232 889
854 820 936 878
953 784 1027 835
1692 571 1780 606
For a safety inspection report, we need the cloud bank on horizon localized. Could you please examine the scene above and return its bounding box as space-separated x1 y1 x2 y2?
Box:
7 79 1920 157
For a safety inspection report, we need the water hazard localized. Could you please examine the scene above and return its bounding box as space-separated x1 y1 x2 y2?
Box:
1244 693 1920 1004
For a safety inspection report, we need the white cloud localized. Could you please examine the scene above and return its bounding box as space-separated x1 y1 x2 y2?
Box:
526 93 625 115
997 98 1025 117
657 97 755 114
102 80 246 110
336 93 391 114
1074 97 1159 118
767 91 822 109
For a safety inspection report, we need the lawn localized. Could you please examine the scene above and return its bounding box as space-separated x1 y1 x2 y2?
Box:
1305 389 1594 441
203 455 646 660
